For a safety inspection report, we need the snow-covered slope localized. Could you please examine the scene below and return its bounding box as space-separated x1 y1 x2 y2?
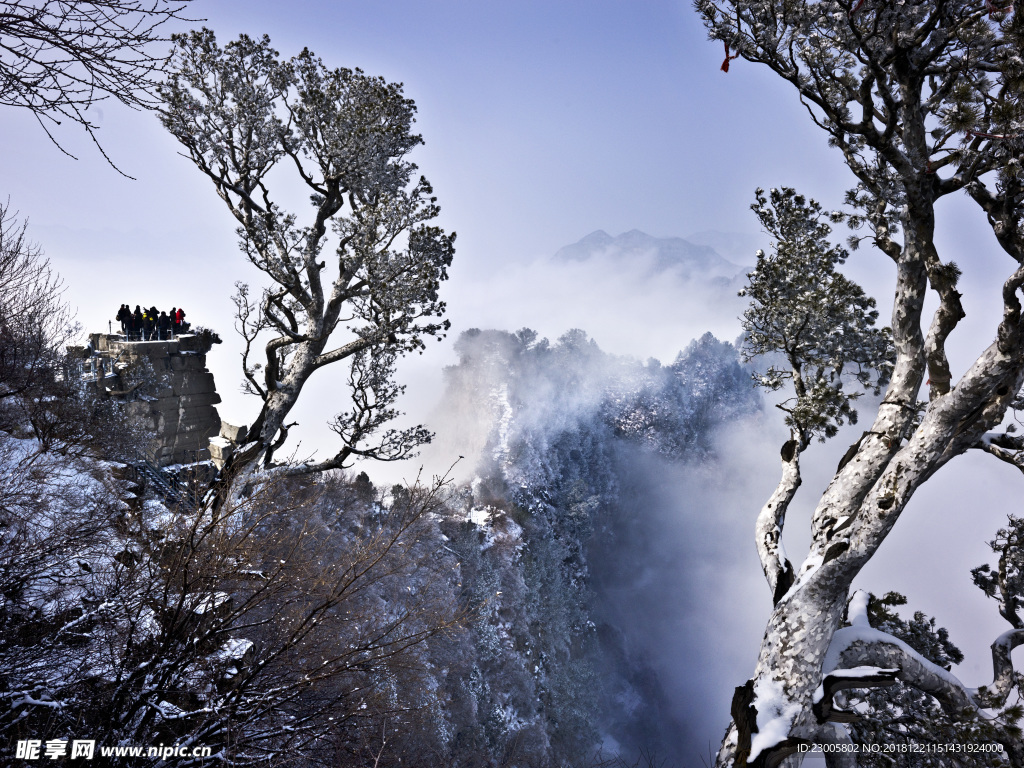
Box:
436 327 765 763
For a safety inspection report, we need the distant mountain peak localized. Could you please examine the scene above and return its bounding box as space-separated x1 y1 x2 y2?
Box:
568 230 613 252
615 229 667 250
552 229 744 280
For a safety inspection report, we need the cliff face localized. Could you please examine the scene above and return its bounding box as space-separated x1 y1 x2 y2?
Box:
431 328 763 763
90 333 222 466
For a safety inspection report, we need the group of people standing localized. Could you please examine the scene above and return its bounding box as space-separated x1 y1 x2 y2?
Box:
116 304 188 341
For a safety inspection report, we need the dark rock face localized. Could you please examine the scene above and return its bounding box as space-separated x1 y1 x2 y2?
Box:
93 334 222 465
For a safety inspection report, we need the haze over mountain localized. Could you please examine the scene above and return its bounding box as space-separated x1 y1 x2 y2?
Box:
683 229 765 266
420 327 769 763
552 229 747 283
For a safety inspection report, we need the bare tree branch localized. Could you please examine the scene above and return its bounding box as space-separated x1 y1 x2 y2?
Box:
0 0 194 165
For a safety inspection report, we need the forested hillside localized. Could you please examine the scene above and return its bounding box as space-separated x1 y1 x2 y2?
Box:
6 1 1024 765
436 328 762 764
0 316 762 766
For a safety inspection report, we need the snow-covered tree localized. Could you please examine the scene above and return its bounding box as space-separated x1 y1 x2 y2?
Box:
838 592 1018 767
694 0 1024 763
0 212 474 767
741 187 894 605
741 187 893 446
159 30 454 505
0 202 77 406
0 451 468 766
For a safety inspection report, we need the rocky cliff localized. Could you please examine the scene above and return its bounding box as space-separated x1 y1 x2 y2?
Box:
88 333 222 466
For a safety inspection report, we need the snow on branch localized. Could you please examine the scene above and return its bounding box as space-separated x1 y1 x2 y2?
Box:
812 666 899 723
756 441 799 605
819 592 979 723
979 628 1024 707
730 678 810 767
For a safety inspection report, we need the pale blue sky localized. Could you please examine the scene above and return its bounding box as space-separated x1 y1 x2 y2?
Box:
2 1 846 273
1 0 856 454
0 1 869 424
2 0 1020 708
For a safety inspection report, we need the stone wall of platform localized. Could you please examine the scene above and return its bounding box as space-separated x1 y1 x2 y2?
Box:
90 333 222 466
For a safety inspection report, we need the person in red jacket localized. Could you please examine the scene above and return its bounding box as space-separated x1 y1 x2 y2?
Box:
175 307 186 334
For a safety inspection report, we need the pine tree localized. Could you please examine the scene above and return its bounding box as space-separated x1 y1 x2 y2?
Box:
693 0 1024 762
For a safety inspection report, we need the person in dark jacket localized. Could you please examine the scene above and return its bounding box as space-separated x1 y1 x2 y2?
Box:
157 311 171 340
170 307 178 337
116 304 130 335
133 306 143 341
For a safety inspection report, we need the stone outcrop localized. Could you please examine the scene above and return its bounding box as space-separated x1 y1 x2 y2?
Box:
89 333 222 466
209 421 249 470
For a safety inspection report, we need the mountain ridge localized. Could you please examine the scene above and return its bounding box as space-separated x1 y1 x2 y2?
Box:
552 228 748 280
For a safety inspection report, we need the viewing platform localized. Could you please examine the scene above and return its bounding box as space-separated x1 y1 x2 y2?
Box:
79 332 223 467
90 332 215 356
